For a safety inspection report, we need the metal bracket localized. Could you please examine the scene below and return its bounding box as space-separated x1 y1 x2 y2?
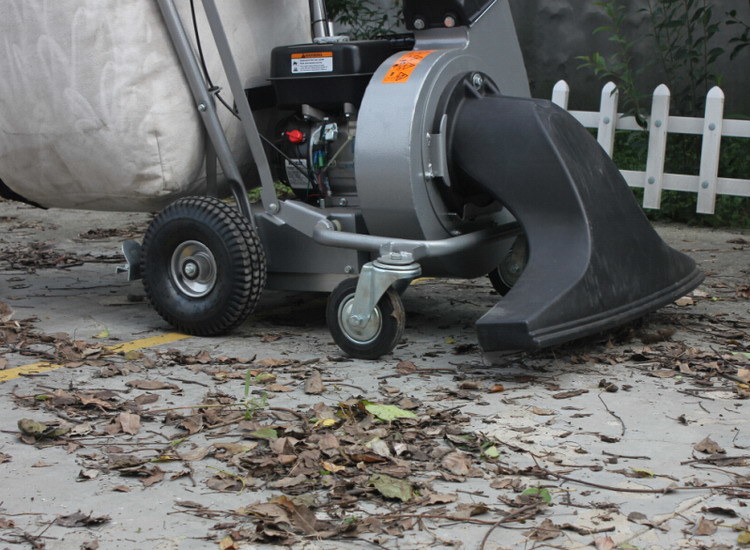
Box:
425 114 450 182
348 259 421 330
116 240 143 281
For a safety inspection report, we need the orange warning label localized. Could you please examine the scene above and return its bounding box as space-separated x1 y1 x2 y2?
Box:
382 50 435 83
291 52 333 59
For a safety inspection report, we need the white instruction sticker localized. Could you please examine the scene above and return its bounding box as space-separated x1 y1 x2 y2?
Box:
291 52 333 74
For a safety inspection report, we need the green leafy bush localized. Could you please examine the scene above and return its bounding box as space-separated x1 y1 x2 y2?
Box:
579 0 750 228
325 0 401 39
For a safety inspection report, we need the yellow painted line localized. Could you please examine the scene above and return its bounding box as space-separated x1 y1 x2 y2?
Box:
0 333 190 383
106 333 190 354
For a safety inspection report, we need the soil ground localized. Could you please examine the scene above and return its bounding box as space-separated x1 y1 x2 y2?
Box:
0 198 748 550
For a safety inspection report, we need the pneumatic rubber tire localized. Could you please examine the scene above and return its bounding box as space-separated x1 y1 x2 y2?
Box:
141 196 266 335
326 277 405 360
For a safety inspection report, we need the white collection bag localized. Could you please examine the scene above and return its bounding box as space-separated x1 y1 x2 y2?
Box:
0 0 308 211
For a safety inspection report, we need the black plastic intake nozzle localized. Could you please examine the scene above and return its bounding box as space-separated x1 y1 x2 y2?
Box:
449 91 703 351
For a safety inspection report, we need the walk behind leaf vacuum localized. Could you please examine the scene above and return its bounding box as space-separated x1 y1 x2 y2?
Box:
0 0 703 359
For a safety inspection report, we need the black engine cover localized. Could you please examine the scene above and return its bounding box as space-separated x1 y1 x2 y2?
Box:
270 38 413 109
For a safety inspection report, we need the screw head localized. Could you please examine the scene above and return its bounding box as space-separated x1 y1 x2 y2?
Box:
471 73 484 90
197 103 207 112
413 17 426 30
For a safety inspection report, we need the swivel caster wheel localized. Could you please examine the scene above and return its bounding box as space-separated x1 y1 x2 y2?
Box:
141 196 266 335
326 277 405 360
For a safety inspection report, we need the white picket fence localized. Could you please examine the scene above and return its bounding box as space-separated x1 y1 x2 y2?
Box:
551 81 750 214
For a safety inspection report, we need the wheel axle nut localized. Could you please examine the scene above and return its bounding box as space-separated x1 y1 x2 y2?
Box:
349 314 366 327
183 261 199 279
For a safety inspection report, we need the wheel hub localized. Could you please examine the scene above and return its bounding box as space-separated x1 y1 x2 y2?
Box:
498 236 528 288
339 296 382 344
170 240 217 298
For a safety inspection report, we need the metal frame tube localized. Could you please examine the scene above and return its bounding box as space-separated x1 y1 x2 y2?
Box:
156 0 254 221
200 0 280 213
308 0 332 39
313 220 522 262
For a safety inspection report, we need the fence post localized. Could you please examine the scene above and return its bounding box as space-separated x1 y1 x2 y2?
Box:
696 86 725 214
597 82 618 156
643 84 671 210
551 80 570 109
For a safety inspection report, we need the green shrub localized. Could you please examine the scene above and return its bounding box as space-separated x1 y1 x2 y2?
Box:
614 130 750 228
325 0 401 39
579 0 750 228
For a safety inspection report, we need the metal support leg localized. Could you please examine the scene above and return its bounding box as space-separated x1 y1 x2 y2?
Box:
205 133 218 197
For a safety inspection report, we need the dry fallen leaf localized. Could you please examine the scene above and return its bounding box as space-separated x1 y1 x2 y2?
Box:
441 451 471 476
179 415 204 436
269 474 308 489
0 302 13 323
422 492 458 506
265 384 294 393
527 518 561 541
304 370 324 395
125 380 177 391
322 461 345 473
694 516 718 536
180 446 211 461
117 412 141 435
55 511 110 528
694 436 725 454
454 502 490 518
396 361 417 374
553 389 589 399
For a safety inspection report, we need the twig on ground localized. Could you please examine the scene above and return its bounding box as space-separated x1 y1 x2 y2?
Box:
602 451 651 460
478 504 541 550
598 393 625 436
167 377 210 387
680 455 750 465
